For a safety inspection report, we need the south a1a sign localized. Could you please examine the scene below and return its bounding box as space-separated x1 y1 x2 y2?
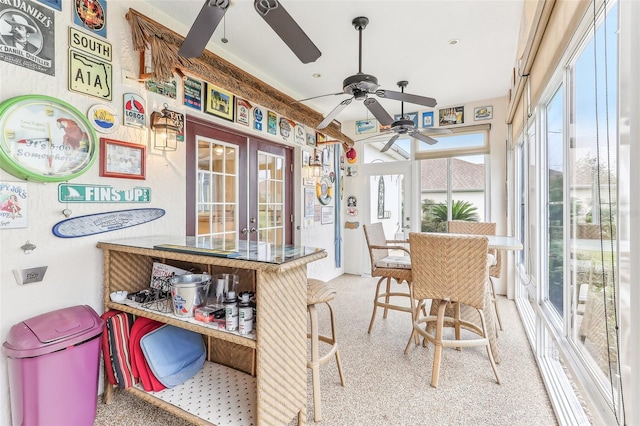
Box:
68 48 112 101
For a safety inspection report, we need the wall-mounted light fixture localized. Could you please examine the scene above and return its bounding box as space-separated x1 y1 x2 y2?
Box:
150 103 179 151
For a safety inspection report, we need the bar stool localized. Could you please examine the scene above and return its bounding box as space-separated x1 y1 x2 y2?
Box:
307 279 345 422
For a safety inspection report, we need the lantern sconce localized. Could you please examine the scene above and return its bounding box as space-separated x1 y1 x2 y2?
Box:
150 104 179 151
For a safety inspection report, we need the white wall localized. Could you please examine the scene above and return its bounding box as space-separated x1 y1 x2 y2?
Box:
0 2 341 424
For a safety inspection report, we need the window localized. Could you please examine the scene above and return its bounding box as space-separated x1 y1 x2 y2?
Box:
512 1 623 423
418 130 488 232
545 86 564 316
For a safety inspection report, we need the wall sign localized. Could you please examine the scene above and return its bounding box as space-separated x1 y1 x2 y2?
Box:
183 77 202 110
73 0 106 39
58 183 151 203
0 181 28 229
0 1 55 76
68 48 112 100
253 107 263 131
87 104 118 133
123 93 146 128
0 95 98 182
69 27 111 61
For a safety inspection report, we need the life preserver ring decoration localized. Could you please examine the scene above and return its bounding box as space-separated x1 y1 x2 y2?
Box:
316 175 333 205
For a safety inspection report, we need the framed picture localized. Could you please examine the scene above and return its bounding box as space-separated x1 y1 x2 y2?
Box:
422 111 434 128
99 138 145 180
355 119 377 134
304 187 315 217
321 206 334 224
205 83 234 121
474 106 493 121
183 77 203 111
439 106 464 126
267 110 277 135
306 131 316 147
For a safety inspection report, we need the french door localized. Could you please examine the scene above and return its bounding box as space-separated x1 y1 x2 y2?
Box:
186 116 293 248
362 161 414 264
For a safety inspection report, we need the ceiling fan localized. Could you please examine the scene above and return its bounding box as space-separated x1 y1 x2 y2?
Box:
178 0 321 64
358 81 452 153
303 16 437 130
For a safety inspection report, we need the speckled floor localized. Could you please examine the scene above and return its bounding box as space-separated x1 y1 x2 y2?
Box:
95 274 558 425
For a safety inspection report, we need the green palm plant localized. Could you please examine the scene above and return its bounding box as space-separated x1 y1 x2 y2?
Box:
428 199 480 222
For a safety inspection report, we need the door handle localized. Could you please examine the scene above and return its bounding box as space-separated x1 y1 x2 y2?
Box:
241 228 249 235
250 227 256 233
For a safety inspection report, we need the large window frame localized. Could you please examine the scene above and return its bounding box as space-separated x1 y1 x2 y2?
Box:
512 1 624 424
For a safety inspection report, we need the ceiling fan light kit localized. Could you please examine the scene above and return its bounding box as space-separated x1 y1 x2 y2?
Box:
310 17 438 132
179 0 321 64
353 80 452 153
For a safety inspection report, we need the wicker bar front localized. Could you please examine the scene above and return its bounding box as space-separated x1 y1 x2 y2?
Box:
99 241 326 425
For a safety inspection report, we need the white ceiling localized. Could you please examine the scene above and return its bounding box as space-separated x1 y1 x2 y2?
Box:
148 0 524 124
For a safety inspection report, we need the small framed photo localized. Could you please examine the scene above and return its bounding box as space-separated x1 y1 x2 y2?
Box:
99 138 145 180
439 106 464 126
355 119 377 135
422 111 434 128
321 206 334 224
205 83 234 121
306 131 316 147
304 187 315 217
474 106 493 121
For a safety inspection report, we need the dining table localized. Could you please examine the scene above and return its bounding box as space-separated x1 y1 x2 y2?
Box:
418 233 523 364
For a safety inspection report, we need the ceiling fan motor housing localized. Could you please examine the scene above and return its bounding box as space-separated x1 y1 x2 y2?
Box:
343 74 379 96
391 119 415 134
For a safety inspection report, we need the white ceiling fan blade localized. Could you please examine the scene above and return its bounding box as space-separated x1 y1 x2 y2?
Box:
292 92 347 104
412 131 438 145
356 130 392 143
317 97 353 129
380 134 401 152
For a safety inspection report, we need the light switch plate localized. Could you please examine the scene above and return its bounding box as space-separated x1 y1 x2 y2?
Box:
13 266 48 285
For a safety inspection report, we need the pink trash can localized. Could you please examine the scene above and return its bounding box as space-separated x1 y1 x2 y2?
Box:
2 305 104 426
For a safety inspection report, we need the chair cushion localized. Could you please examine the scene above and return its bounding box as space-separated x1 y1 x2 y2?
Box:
307 279 336 305
140 325 206 388
375 255 411 270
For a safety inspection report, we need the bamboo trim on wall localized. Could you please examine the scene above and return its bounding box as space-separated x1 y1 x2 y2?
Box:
126 9 353 145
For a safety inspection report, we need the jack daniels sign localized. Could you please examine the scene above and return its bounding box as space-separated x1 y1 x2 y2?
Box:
0 0 55 76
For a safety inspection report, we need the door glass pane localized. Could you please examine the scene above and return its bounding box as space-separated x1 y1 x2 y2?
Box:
256 150 285 246
369 173 406 255
546 86 564 315
198 142 210 171
195 138 238 247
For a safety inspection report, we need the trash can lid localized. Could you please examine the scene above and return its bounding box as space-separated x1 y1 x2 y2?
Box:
2 305 103 358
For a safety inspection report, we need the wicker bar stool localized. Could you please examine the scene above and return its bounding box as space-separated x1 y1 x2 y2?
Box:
307 278 345 422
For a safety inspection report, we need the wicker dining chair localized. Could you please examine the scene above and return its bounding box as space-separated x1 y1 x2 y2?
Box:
448 220 503 330
405 232 501 387
363 223 414 334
